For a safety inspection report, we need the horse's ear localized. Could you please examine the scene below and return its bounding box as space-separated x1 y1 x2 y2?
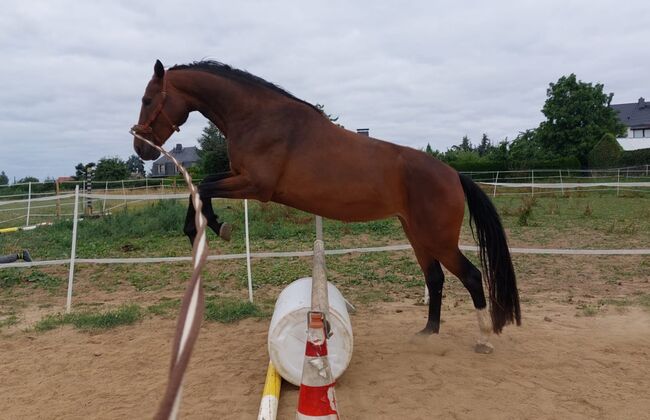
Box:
154 60 165 79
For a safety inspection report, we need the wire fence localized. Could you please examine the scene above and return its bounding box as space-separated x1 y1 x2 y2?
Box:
2 179 650 306
2 167 650 228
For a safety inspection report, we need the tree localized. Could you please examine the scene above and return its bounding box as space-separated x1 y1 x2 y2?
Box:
0 171 8 185
588 133 623 168
197 121 230 174
126 155 145 177
94 157 129 181
74 162 96 180
18 176 39 184
536 74 626 167
477 133 492 157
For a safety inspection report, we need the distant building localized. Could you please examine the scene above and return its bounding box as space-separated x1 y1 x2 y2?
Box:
356 128 370 136
612 97 650 151
150 144 200 177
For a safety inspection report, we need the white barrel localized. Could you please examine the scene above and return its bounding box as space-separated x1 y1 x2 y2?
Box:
268 277 353 386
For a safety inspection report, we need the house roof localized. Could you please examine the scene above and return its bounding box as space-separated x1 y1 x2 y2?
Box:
152 144 199 165
616 137 650 151
611 98 650 128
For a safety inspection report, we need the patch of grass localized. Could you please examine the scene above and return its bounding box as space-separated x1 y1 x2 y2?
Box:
598 298 630 307
354 289 394 304
26 270 63 294
33 304 143 332
577 304 599 317
516 196 536 226
147 298 180 318
0 269 22 288
204 296 265 323
636 293 650 309
0 314 19 329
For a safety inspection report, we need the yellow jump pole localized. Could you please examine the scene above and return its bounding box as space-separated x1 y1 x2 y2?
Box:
257 361 282 420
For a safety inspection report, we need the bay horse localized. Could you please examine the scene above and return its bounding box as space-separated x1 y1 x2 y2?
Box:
132 59 520 352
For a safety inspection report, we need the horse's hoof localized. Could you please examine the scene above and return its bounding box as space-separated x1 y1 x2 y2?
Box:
416 327 437 336
219 223 232 241
474 342 494 354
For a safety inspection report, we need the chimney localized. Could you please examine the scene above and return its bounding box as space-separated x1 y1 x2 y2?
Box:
356 128 369 136
175 144 183 152
638 97 646 109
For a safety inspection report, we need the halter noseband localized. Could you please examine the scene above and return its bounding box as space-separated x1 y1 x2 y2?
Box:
131 71 181 142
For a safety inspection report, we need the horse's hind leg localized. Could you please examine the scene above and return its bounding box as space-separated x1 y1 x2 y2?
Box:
418 259 445 335
439 249 493 353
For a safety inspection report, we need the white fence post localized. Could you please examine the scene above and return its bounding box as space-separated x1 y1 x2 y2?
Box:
244 199 253 303
102 181 108 215
66 186 80 313
121 180 127 209
559 170 564 196
25 181 32 226
531 170 535 196
617 169 621 197
492 171 499 198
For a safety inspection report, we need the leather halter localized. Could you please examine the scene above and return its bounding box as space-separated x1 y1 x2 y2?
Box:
131 71 180 143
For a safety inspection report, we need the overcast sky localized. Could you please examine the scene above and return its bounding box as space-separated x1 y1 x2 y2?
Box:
1 0 648 181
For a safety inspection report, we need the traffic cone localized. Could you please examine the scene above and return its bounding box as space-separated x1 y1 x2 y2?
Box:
296 312 339 419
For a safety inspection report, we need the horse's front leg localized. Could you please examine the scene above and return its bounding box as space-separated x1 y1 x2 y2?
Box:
198 174 267 200
184 171 234 245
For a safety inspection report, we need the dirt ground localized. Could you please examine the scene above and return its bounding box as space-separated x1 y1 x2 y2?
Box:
2 298 650 420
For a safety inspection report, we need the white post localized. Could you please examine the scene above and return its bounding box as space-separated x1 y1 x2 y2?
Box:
25 181 32 226
315 215 323 241
244 199 253 303
102 181 108 215
559 170 564 196
145 177 148 193
492 171 499 198
121 180 127 209
66 186 80 313
531 170 535 196
617 169 621 197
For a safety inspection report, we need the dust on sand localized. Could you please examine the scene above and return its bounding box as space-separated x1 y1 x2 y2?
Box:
2 300 650 420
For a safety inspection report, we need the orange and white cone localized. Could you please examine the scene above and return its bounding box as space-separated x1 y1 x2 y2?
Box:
296 312 339 420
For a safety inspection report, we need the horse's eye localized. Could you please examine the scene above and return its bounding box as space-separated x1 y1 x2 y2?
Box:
142 97 152 106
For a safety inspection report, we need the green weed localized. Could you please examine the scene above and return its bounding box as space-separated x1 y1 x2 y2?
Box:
33 304 143 332
204 296 265 323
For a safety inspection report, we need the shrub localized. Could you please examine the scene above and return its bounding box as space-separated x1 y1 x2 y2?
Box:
588 133 623 168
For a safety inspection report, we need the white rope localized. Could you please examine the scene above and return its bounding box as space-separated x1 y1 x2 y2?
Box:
2 243 649 270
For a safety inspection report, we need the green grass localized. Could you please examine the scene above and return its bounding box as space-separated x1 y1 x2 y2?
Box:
147 298 180 318
204 296 265 323
33 304 143 332
0 269 63 294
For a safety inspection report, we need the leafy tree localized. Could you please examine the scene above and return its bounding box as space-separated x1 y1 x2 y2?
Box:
508 130 554 163
18 176 39 183
458 135 473 152
197 121 230 174
0 171 8 185
74 162 96 180
126 155 145 177
94 157 129 181
536 74 626 167
588 133 623 168
477 133 492 157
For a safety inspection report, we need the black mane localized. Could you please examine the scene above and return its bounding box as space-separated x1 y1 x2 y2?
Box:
169 61 323 114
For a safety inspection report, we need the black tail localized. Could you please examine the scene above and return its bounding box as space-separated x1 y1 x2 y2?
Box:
459 173 521 333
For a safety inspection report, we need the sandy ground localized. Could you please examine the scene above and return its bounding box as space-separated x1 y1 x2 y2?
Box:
2 300 650 420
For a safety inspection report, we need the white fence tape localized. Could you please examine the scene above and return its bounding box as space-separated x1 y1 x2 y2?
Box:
2 243 649 270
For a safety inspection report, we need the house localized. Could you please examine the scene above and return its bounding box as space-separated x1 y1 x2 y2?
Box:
150 144 200 177
612 97 650 151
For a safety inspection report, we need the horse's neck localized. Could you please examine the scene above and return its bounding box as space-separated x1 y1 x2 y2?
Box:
174 71 254 137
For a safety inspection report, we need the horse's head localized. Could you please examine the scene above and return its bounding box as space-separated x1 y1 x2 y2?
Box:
132 60 189 160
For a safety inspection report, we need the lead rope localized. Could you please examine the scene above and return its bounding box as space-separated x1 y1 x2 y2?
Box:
130 130 209 420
